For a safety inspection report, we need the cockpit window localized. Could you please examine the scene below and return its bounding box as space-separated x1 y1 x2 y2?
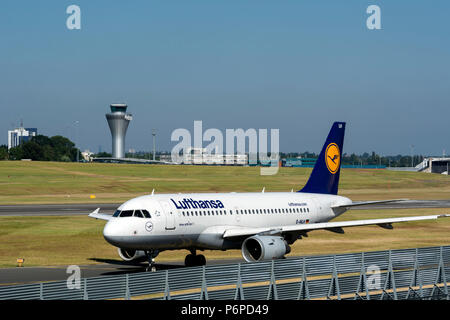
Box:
133 210 144 218
142 210 151 218
115 209 151 218
119 210 134 217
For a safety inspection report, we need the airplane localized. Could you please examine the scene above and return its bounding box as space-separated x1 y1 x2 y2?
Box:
89 122 449 271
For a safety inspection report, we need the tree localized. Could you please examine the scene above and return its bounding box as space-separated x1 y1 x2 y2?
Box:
7 134 79 162
0 145 8 160
95 152 112 158
8 146 24 160
21 141 44 160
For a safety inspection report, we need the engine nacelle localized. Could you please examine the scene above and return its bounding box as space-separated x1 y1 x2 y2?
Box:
117 248 147 262
241 235 291 262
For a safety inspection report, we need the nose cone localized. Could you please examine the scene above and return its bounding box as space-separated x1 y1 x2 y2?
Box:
103 220 125 247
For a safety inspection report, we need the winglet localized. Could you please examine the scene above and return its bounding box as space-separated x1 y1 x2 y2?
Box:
88 208 112 221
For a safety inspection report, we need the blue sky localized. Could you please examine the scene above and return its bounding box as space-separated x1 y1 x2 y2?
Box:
1 1 449 155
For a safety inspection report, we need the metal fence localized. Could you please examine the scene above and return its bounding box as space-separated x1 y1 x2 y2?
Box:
0 245 448 300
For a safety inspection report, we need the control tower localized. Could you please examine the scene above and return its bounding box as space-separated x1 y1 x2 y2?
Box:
106 104 132 159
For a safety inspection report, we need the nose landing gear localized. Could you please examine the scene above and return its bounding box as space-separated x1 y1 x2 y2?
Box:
145 250 159 272
184 249 206 267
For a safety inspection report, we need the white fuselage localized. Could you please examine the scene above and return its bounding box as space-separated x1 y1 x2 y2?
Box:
102 192 352 251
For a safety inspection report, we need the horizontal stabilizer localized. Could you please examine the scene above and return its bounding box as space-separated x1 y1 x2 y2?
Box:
331 199 409 209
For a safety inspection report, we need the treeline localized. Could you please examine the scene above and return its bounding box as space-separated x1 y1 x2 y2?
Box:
281 151 425 167
0 142 427 167
0 135 80 162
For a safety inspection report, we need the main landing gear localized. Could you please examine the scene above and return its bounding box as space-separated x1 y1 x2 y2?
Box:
184 249 206 267
145 250 159 272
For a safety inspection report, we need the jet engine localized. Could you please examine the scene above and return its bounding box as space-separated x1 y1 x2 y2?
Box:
241 235 291 262
117 248 147 262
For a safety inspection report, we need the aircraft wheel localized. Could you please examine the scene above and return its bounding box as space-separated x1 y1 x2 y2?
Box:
146 265 157 272
185 254 195 267
196 254 206 266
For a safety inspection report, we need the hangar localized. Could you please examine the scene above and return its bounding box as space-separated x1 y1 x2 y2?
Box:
416 157 450 174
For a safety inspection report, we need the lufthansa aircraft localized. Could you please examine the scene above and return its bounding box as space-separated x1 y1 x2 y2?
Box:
89 122 449 271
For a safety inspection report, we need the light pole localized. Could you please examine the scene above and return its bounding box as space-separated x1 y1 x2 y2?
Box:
152 129 156 161
74 120 79 162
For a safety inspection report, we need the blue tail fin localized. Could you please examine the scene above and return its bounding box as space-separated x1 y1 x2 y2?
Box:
299 122 346 195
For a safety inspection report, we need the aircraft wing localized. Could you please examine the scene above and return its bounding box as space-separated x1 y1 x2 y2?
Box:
88 208 112 221
331 199 409 209
222 214 450 239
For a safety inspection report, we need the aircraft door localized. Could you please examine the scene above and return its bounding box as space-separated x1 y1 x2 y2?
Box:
308 198 320 223
160 201 176 230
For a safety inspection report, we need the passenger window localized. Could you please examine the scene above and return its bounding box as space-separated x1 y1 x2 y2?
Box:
119 210 133 217
113 210 121 217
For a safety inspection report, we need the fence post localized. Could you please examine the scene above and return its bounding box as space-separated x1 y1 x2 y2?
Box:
199 266 209 300
354 252 369 300
267 260 278 300
234 263 245 300
39 283 44 300
164 270 171 300
83 278 89 300
327 255 341 300
381 250 397 300
297 257 310 300
430 246 448 300
124 274 130 300
406 248 422 300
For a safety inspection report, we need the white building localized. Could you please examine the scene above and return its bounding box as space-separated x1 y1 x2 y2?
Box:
182 147 248 166
8 127 38 150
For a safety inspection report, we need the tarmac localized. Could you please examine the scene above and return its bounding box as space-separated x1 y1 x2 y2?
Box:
1 200 450 217
0 258 241 286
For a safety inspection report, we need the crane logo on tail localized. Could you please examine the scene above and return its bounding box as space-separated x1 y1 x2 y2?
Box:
325 143 340 174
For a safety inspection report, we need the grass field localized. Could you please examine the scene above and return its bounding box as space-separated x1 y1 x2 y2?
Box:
0 161 450 204
0 161 449 268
